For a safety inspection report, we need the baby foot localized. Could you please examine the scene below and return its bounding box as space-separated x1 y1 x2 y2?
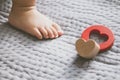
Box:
8 7 63 39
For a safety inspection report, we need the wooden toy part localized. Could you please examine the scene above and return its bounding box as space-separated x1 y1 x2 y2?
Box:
76 38 100 59
81 25 114 52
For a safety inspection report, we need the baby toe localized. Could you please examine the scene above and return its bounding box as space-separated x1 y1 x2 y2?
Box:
33 28 42 39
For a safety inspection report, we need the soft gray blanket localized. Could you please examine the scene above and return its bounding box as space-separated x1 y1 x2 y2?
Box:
0 0 120 80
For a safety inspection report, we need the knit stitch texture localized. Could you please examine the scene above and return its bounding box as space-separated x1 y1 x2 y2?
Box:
0 0 120 80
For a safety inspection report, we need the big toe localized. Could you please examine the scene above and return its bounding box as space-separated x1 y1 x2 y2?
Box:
52 22 63 36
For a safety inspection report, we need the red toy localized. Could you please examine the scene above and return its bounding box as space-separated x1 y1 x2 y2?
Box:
81 25 114 52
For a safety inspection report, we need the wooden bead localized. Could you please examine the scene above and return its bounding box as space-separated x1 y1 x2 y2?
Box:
76 38 100 59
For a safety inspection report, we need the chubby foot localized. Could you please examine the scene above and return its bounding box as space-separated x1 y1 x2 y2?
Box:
8 6 63 39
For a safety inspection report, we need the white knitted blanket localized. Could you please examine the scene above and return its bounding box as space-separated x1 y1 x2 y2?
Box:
0 0 120 80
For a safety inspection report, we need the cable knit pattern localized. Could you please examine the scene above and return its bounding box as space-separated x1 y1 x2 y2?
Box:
0 0 120 80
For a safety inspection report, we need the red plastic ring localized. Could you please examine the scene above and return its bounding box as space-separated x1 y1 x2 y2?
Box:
81 25 114 52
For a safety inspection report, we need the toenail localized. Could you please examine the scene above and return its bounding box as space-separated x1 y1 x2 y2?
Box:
56 35 58 38
51 35 54 38
58 30 63 33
